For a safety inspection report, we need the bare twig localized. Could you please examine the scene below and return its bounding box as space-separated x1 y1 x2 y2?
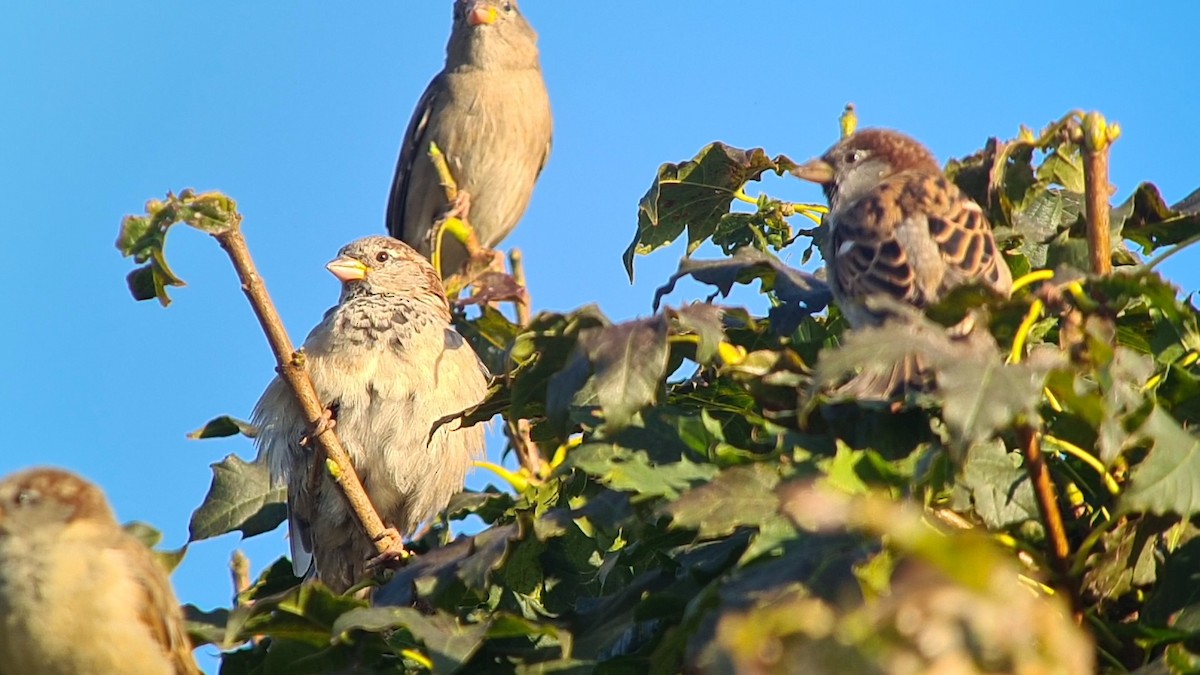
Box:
509 248 532 328
428 142 485 281
230 549 251 598
214 226 405 560
1080 111 1119 275
505 417 545 481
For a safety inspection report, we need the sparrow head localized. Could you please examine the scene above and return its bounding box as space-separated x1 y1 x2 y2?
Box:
448 0 539 69
793 129 942 208
328 236 450 314
0 468 117 535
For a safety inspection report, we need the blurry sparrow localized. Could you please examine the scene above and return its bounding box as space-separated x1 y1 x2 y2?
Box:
0 468 199 675
253 236 489 593
387 0 553 276
793 129 1013 395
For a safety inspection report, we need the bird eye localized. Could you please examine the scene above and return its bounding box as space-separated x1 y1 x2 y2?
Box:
375 251 391 263
844 150 864 164
503 2 514 11
16 489 39 507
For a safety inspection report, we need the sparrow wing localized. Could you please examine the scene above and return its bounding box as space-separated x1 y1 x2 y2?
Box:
124 538 202 675
386 74 446 242
921 176 1013 297
829 172 1011 319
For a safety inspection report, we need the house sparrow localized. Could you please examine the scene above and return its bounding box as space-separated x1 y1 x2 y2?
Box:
793 129 1013 395
253 236 489 593
387 0 553 277
0 468 199 675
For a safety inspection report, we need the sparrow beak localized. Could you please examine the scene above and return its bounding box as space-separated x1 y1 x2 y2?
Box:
467 4 498 26
326 256 369 283
792 158 836 185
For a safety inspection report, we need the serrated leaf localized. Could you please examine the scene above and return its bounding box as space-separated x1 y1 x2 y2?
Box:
568 444 717 500
188 454 286 542
624 143 794 279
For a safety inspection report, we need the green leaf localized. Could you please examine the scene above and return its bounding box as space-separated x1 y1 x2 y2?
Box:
1120 408 1200 518
183 604 230 649
624 143 794 280
187 415 257 439
188 453 286 542
568 444 717 500
952 439 1038 530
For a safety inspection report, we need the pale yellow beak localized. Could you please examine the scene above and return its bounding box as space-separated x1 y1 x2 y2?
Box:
326 256 368 283
792 158 836 185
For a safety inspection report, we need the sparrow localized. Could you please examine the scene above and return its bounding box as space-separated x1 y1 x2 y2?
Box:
793 129 1013 395
387 0 553 277
252 236 489 593
0 468 200 675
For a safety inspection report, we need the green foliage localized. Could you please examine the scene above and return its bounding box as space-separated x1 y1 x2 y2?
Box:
120 117 1200 673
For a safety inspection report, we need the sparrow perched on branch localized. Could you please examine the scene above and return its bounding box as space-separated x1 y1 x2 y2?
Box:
0 468 199 675
793 129 1013 395
387 0 553 277
253 236 489 593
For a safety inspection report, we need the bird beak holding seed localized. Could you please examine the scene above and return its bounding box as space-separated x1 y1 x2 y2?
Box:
467 4 498 26
792 158 836 185
326 256 369 283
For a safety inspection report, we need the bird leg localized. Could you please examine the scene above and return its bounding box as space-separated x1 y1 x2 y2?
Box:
302 407 338 493
365 527 411 570
444 189 473 225
299 407 337 448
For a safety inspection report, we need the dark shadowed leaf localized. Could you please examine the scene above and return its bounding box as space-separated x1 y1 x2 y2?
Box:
653 247 830 333
661 463 781 538
334 607 487 671
1122 183 1200 255
665 303 725 365
579 317 670 431
1082 517 1164 603
183 604 230 648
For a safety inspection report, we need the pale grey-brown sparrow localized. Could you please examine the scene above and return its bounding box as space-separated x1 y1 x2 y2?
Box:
253 236 489 593
387 0 553 276
0 468 200 675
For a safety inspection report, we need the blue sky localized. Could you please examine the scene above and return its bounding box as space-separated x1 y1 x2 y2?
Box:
2 2 1197 671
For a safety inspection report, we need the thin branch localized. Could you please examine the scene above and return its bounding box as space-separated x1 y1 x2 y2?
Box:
1017 422 1077 616
214 226 405 560
1080 111 1119 276
509 248 532 328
